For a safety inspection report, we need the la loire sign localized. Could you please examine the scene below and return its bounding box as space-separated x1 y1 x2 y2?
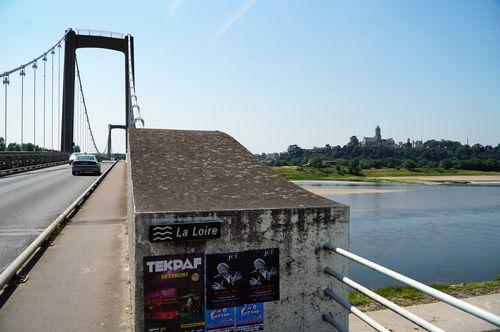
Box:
149 222 221 242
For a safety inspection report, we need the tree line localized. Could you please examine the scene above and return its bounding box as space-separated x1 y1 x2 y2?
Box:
261 138 500 172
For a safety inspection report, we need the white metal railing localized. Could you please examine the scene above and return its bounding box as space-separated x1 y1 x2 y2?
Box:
323 243 500 331
75 29 125 39
126 35 144 128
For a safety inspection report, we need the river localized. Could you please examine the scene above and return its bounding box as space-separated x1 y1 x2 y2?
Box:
296 181 500 288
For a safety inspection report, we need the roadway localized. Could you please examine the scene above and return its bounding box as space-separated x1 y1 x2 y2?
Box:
0 162 113 274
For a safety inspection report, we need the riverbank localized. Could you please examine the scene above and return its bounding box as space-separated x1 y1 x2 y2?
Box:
349 277 500 311
274 166 500 185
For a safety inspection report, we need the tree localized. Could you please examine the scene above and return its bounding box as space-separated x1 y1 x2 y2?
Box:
0 136 5 151
348 136 359 147
439 158 453 170
348 158 362 175
308 156 324 169
403 159 417 171
74 145 81 152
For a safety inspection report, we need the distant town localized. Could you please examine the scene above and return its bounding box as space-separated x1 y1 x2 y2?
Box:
256 125 500 172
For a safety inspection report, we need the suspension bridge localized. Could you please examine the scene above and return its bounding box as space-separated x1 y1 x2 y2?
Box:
0 29 499 332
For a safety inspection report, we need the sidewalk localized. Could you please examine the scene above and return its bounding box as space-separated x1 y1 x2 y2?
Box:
349 293 500 331
0 160 130 331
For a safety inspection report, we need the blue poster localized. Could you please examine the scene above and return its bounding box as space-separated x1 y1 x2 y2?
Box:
205 307 235 332
235 303 264 331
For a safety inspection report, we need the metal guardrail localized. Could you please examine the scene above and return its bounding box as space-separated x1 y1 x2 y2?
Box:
0 151 68 172
323 243 500 331
0 160 118 290
75 29 125 39
127 35 144 128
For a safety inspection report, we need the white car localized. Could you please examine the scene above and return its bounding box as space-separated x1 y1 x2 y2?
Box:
68 152 82 165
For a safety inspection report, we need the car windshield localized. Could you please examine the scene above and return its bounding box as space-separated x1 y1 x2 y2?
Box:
77 155 96 161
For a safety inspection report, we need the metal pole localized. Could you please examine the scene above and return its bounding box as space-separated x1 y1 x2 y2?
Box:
43 55 47 149
20 68 25 150
32 62 37 148
2 76 9 151
324 288 390 332
51 49 55 150
324 243 500 327
324 267 444 332
57 44 61 150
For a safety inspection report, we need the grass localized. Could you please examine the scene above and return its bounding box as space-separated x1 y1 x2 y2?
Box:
272 166 500 182
348 276 500 309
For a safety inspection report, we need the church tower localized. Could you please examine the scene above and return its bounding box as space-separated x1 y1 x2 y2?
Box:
375 125 381 143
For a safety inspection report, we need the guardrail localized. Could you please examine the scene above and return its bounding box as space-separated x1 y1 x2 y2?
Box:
322 243 500 331
0 160 118 290
0 151 68 176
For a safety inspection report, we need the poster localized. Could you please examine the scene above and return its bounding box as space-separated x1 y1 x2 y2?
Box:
206 249 279 309
143 253 205 332
206 252 246 309
246 248 279 304
205 307 235 332
235 303 264 332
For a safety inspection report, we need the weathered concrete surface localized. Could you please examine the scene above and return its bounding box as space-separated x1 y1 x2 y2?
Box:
0 161 131 332
128 129 350 331
349 293 500 332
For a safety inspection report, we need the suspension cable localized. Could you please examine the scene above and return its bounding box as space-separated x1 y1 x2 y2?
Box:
20 68 25 150
32 62 37 148
51 49 55 150
75 56 101 155
2 76 9 151
0 31 69 78
57 43 61 150
76 79 80 149
43 54 47 149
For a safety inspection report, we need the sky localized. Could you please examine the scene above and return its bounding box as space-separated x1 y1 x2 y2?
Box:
0 0 499 153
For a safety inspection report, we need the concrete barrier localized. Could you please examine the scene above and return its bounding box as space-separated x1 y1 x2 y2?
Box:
127 128 349 331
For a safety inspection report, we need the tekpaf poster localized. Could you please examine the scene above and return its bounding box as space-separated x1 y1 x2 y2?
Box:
143 253 205 332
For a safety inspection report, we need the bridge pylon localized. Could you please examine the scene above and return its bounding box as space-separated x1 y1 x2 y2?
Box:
61 29 135 153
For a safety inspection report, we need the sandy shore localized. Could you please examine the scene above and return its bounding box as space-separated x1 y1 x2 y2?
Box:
306 188 412 195
379 175 500 185
293 175 500 186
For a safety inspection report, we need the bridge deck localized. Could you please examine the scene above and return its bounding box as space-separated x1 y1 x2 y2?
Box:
0 161 130 332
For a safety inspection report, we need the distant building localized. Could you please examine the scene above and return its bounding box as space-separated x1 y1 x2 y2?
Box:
361 126 396 147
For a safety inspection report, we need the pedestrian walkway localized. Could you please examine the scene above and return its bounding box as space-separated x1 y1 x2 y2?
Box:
349 293 500 331
0 161 130 332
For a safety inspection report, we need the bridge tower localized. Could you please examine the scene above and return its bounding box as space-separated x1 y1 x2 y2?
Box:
106 124 127 158
61 29 135 153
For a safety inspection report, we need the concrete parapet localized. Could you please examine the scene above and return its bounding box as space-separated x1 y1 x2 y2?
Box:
128 128 349 331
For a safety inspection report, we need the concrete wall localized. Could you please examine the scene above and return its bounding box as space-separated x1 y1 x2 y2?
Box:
128 207 349 331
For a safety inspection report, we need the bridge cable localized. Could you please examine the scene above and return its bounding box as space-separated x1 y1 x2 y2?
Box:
75 56 101 155
20 68 25 150
32 61 37 148
57 43 61 150
42 54 47 149
2 76 8 150
50 49 55 150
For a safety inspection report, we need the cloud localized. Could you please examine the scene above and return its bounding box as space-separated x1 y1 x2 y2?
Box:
168 0 185 16
212 0 257 43
459 28 500 37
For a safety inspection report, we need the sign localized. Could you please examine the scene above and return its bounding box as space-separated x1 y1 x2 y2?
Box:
149 222 221 242
206 249 279 309
235 303 264 332
143 253 205 332
205 307 235 332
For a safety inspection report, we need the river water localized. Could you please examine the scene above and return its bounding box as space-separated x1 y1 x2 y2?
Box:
296 181 500 288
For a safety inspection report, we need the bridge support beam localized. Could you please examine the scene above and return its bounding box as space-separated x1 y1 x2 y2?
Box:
107 124 127 159
60 29 134 153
